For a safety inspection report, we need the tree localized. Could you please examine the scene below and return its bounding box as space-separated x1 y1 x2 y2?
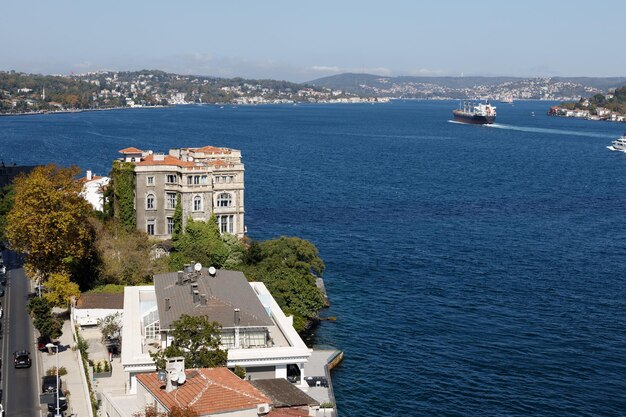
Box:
258 236 325 276
27 296 63 339
150 314 227 370
111 161 136 230
44 271 80 307
0 184 15 242
95 220 154 285
6 164 96 279
171 217 229 270
98 312 122 343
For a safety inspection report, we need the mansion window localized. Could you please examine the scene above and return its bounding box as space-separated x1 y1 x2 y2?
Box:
214 175 234 184
187 176 193 185
166 192 177 209
194 175 200 185
167 217 174 235
147 219 155 235
146 194 155 210
166 174 177 184
193 195 202 211
201 175 208 184
217 215 234 234
147 176 154 186
217 192 232 207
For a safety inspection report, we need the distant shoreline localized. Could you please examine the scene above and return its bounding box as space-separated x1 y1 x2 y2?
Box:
0 105 170 117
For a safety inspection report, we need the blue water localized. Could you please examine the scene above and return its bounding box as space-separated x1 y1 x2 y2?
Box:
2 101 626 416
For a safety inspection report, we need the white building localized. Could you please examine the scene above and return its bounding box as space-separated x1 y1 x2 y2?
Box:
121 267 312 394
80 170 110 212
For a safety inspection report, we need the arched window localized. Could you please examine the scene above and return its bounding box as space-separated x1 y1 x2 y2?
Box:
193 195 202 211
146 194 155 210
217 192 232 207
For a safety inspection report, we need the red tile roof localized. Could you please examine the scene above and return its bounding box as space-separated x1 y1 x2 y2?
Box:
137 368 270 415
118 147 144 154
136 154 196 168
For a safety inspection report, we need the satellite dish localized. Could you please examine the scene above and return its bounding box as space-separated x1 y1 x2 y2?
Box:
194 262 202 272
208 266 217 276
158 371 167 382
169 369 179 381
177 371 187 384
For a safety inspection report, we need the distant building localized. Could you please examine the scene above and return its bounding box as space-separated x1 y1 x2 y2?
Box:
117 145 245 239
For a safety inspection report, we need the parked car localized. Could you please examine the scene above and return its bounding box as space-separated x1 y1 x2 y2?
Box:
14 350 32 368
0 287 5 297
47 395 68 412
0 263 5 274
37 335 53 351
42 375 62 393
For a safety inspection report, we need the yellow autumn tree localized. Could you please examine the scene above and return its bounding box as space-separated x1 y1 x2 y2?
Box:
44 271 81 307
6 164 95 280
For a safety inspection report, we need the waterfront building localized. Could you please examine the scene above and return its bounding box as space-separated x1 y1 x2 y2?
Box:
121 267 312 394
118 145 245 238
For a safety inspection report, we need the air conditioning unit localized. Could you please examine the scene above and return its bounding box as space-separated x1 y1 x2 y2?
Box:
256 403 270 415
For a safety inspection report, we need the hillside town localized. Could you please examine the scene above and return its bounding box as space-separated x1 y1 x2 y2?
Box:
338 77 601 101
0 70 385 114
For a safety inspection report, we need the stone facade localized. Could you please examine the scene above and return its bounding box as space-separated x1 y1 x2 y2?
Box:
118 146 245 239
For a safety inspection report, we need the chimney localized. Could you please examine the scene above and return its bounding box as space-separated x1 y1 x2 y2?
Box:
192 290 200 304
234 308 240 325
165 298 171 311
177 271 184 285
86 170 93 181
190 282 198 295
200 294 207 306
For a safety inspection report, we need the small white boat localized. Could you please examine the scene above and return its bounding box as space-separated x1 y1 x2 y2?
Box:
608 133 626 153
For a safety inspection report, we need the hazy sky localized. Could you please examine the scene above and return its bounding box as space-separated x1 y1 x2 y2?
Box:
1 0 623 82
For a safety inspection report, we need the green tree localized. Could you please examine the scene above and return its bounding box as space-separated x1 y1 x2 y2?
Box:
258 236 325 276
171 217 229 269
27 296 63 339
111 161 136 230
150 314 227 370
6 165 96 279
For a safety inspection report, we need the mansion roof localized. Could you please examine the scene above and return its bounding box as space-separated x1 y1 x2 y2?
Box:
154 268 274 330
137 367 269 415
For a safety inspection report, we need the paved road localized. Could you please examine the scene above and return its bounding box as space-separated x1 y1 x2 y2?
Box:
1 251 40 416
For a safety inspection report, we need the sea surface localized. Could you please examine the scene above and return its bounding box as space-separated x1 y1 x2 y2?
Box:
2 101 626 416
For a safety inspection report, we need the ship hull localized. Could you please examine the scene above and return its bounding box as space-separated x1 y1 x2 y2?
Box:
452 110 496 125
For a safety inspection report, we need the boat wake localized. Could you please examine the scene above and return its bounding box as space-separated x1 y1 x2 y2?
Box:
485 123 612 139
607 145 626 153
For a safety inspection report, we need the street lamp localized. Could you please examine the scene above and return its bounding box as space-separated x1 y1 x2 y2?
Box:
46 343 61 417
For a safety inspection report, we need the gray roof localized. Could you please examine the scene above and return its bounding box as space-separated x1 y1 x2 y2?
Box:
250 379 319 408
154 268 273 330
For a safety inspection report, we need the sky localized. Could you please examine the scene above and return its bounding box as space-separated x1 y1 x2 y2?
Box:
1 0 624 82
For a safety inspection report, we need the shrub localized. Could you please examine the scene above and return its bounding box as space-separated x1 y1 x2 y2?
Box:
46 366 68 376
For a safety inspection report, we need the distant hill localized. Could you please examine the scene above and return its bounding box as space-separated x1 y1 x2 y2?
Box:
308 73 626 100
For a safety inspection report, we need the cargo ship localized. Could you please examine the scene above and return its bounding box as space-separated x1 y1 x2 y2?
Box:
452 100 496 124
